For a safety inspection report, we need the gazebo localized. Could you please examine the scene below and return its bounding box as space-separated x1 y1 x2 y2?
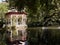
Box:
5 9 27 41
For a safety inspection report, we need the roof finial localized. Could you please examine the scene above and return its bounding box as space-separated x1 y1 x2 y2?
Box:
8 7 17 12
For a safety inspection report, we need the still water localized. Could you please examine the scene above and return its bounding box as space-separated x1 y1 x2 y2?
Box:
27 27 60 45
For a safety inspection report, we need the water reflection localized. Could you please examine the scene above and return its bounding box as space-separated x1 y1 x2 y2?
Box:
27 27 60 45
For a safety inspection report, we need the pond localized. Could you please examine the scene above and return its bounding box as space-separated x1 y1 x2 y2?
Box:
27 27 60 45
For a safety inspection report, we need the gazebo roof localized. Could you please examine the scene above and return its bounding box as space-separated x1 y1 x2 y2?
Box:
6 12 27 15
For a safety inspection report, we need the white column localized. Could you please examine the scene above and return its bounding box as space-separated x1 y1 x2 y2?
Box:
16 15 18 25
11 30 12 40
22 15 23 25
16 15 18 38
16 29 18 37
11 15 12 26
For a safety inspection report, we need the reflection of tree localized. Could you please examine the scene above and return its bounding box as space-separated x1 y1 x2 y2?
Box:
18 30 22 40
11 26 16 30
11 26 17 40
41 30 52 45
12 30 17 38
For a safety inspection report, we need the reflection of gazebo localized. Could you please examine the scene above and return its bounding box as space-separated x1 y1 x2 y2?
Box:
5 9 27 41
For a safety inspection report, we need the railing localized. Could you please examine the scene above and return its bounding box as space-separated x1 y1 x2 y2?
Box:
28 26 60 29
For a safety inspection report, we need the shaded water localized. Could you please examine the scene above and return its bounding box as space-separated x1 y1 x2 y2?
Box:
27 27 60 45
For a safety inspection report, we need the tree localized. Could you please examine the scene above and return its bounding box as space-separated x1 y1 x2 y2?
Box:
8 0 60 26
8 0 40 12
0 3 8 18
0 2 8 45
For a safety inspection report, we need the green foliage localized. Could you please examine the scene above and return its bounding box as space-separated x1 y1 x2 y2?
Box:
0 19 7 45
0 2 8 45
8 0 60 26
8 0 40 13
0 28 7 45
0 3 8 18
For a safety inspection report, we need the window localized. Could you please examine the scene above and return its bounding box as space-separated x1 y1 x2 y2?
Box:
23 15 27 24
18 16 22 25
12 16 16 25
23 18 26 24
7 18 11 24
